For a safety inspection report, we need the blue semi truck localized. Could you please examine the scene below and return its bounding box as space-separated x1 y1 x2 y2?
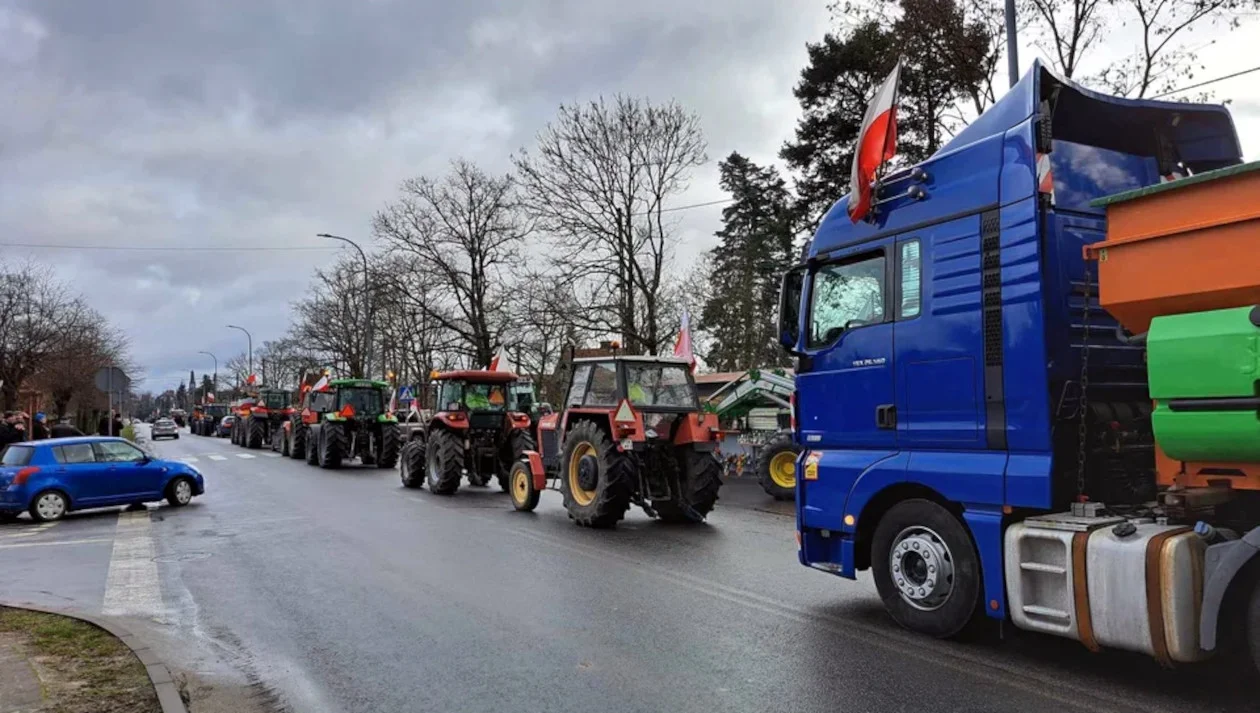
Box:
778 62 1260 669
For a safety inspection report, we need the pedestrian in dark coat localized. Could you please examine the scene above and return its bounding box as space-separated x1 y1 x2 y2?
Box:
0 412 27 446
31 413 49 440
97 414 111 436
49 420 83 438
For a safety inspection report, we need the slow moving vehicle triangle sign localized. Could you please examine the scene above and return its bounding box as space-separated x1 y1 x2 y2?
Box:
613 399 635 424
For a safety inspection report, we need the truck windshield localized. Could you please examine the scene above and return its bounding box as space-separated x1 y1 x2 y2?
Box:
624 364 697 409
338 388 383 415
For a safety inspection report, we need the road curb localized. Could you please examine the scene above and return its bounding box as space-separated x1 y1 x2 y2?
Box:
0 601 188 713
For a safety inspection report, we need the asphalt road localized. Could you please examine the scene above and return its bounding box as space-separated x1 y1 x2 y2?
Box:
0 425 1252 713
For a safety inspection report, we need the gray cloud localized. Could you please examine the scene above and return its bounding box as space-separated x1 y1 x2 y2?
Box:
0 0 829 392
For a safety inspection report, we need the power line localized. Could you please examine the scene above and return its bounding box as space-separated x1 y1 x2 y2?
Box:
0 242 340 252
645 197 732 215
1151 64 1260 99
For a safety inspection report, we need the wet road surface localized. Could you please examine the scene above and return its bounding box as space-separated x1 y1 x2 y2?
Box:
0 426 1251 712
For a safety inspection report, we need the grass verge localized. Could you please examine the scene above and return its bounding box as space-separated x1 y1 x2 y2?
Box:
0 606 159 713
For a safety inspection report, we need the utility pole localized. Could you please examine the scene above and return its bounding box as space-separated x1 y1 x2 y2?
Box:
226 325 253 383
198 350 218 400
1005 0 1020 88
317 233 373 377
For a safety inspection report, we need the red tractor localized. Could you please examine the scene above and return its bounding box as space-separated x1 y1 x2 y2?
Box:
237 389 294 449
507 355 723 527
399 371 535 494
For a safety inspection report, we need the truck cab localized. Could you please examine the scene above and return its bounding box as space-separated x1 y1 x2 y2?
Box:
779 62 1253 658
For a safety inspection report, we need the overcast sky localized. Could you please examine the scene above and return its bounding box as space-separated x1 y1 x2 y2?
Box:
2 0 1257 395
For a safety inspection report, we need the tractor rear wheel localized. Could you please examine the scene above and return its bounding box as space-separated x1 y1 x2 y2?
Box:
400 438 426 489
247 419 265 449
292 424 308 460
498 430 536 492
376 424 401 469
319 423 345 469
508 460 540 512
305 427 320 465
757 433 800 501
560 421 632 528
655 449 722 523
426 429 463 495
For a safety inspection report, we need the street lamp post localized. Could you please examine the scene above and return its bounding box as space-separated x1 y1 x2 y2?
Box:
226 325 253 385
197 350 218 399
317 233 373 378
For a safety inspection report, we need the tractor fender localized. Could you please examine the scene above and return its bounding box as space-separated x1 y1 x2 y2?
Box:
1200 527 1260 650
521 450 546 490
672 411 720 446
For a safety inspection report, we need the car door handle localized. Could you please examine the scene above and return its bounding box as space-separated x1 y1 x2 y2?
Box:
876 404 897 429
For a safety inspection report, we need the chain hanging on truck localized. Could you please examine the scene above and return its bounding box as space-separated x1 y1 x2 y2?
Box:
1075 259 1094 502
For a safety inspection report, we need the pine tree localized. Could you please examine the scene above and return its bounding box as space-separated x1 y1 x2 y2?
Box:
699 152 796 372
175 383 187 410
201 374 216 400
189 370 197 402
780 0 994 226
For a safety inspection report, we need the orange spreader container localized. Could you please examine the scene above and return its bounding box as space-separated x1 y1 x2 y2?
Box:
1084 161 1260 335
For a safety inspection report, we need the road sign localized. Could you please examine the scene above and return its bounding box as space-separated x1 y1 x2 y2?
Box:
94 367 130 393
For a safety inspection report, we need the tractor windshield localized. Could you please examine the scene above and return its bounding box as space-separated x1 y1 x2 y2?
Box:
436 381 508 411
206 404 228 418
623 363 698 409
263 391 289 410
337 388 383 415
509 382 538 414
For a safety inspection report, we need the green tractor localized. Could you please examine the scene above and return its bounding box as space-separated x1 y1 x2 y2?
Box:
299 379 401 470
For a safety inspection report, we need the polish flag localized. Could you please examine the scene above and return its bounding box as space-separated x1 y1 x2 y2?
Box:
311 374 330 392
388 387 398 414
848 62 902 223
673 308 696 372
246 373 258 386
489 345 512 372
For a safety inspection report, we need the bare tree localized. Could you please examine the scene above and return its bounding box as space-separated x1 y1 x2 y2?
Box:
513 95 707 355
1092 0 1260 98
288 253 373 377
507 270 589 394
372 254 460 389
0 261 106 410
31 318 130 418
1020 0 1108 79
374 160 528 369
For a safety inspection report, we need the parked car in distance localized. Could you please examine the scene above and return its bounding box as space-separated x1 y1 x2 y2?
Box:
151 418 179 440
0 437 205 522
215 416 235 438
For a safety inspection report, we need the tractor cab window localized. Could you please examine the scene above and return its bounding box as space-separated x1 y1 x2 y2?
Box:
462 384 507 411
584 362 619 406
568 365 593 407
509 383 537 414
310 391 336 412
624 363 698 409
263 391 289 410
338 388 383 415
808 253 886 348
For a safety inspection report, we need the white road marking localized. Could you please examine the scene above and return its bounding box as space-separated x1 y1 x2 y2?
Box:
236 453 256 459
0 537 111 549
102 510 166 618
2 522 59 539
263 452 281 458
207 455 227 461
180 456 200 464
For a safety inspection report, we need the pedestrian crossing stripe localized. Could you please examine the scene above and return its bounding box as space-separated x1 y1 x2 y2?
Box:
236 453 256 459
180 457 200 464
263 452 281 457
207 455 227 461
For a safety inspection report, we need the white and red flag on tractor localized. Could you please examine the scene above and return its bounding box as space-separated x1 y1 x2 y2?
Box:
489 344 513 372
848 61 902 223
246 373 258 386
388 387 397 414
673 308 696 372
311 373 330 392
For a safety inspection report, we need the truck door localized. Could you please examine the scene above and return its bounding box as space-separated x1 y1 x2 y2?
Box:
797 243 896 449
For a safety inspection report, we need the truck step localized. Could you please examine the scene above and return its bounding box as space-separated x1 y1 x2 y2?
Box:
1019 561 1067 575
1021 605 1071 621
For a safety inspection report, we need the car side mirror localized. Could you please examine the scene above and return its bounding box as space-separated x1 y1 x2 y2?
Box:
778 265 806 355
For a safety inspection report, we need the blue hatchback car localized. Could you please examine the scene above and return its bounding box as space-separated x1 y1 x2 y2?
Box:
0 437 205 522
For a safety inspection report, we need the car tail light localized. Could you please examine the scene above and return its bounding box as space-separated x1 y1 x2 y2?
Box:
14 467 39 485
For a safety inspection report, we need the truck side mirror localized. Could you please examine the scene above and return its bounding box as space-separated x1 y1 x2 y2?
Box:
778 266 807 354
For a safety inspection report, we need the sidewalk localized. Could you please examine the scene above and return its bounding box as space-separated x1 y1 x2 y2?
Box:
0 632 41 712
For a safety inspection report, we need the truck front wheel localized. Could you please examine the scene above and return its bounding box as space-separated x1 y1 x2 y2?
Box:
870 499 980 639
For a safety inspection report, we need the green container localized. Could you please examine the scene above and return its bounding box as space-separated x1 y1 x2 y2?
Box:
1148 306 1260 463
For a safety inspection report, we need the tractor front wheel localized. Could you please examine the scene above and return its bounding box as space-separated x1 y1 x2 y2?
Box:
757 433 800 501
376 424 401 469
400 438 426 489
292 424 309 460
559 421 632 528
655 449 722 523
247 419 265 449
508 461 540 512
319 423 345 469
426 429 463 495
499 429 536 492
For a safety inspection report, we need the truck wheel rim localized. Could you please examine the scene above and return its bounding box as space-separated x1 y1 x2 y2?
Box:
174 480 192 504
512 468 530 505
567 443 597 506
770 451 796 488
37 493 65 520
889 526 955 612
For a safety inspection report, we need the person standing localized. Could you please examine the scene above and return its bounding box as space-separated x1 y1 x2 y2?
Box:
31 413 49 440
50 419 83 438
111 411 124 437
0 412 27 446
97 412 111 436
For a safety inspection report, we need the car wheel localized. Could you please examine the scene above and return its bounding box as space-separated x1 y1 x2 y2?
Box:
166 477 195 507
29 491 68 522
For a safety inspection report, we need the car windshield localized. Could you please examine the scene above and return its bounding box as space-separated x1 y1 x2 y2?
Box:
0 445 34 466
337 388 383 415
623 363 697 409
